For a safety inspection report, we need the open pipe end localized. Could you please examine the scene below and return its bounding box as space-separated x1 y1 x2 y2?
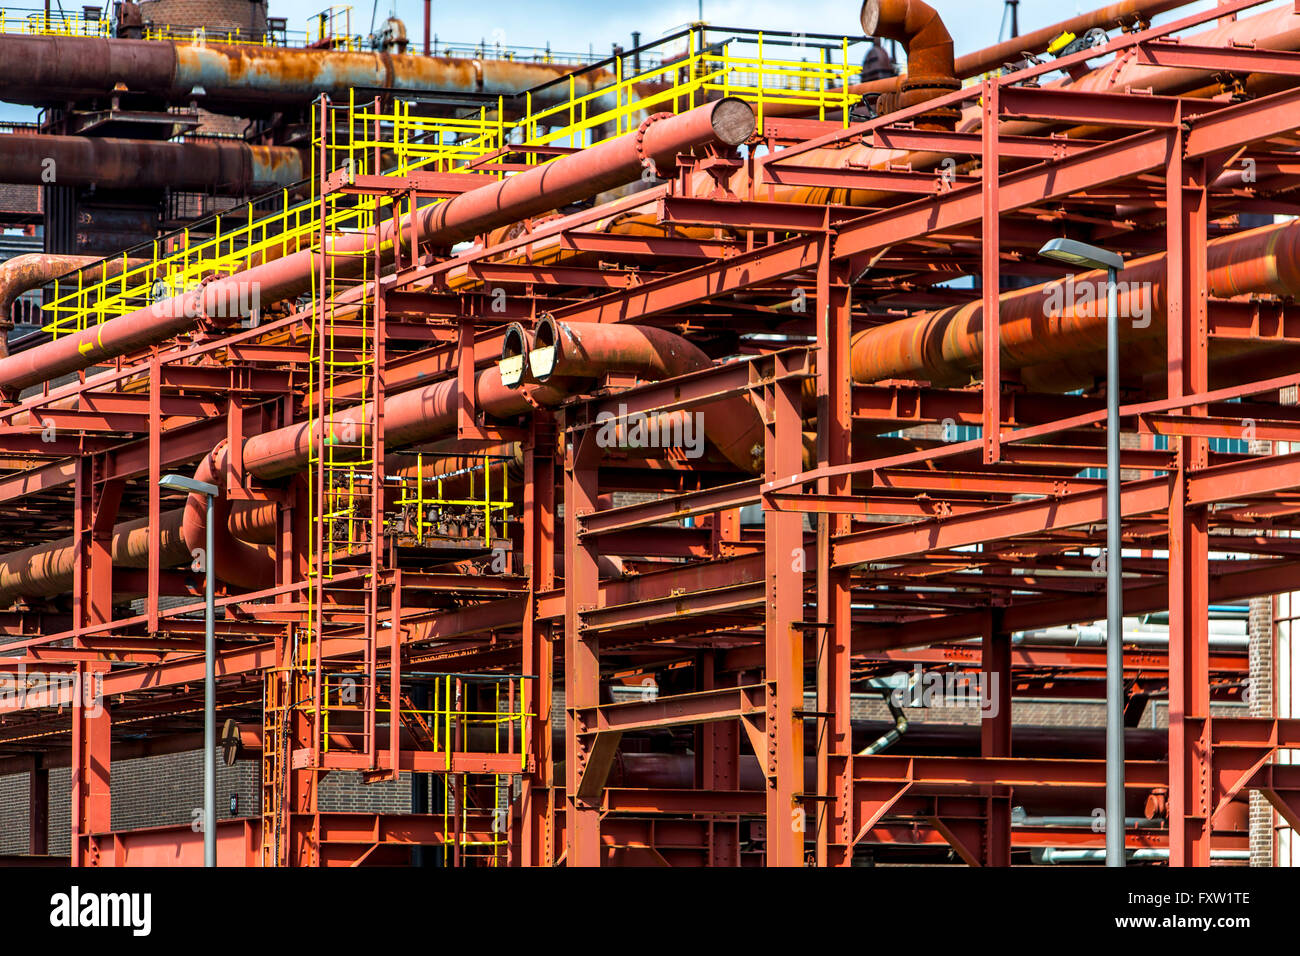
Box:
499 322 530 389
529 315 561 382
709 97 758 147
860 0 883 34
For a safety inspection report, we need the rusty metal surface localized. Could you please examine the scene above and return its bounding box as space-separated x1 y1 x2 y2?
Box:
0 35 612 110
0 132 300 191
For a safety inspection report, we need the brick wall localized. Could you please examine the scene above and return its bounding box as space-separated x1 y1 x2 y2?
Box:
0 182 39 216
1249 595 1275 866
138 0 268 37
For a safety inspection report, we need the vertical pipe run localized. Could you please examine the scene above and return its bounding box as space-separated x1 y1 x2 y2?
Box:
1105 267 1125 868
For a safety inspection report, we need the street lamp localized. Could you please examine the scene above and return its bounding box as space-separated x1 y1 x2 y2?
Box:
1038 237 1126 868
159 472 220 868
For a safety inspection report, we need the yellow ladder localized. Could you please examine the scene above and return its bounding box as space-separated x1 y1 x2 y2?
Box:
260 668 290 867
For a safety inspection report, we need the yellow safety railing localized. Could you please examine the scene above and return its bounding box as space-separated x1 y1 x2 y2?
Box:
335 32 858 180
320 671 527 862
392 454 514 548
321 672 527 763
0 9 108 36
42 30 864 334
41 190 339 337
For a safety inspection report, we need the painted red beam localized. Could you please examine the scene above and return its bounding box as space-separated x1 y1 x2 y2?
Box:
854 755 1168 789
576 685 765 735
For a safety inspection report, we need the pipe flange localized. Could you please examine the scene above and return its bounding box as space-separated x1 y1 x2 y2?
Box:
634 111 674 180
900 75 961 95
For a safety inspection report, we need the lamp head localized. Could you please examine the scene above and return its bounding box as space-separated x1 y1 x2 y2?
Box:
159 474 220 497
1038 237 1124 272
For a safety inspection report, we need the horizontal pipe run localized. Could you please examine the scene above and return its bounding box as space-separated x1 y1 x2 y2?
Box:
530 317 765 473
0 98 754 394
0 36 614 112
0 510 188 607
849 218 1300 387
0 133 301 193
0 255 142 357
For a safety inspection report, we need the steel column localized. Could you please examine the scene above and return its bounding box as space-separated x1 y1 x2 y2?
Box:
763 351 807 866
815 249 854 867
981 615 1013 866
564 425 603 866
70 663 109 867
1166 136 1213 867
521 417 557 866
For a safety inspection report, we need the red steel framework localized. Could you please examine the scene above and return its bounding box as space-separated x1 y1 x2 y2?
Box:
1 0 1300 866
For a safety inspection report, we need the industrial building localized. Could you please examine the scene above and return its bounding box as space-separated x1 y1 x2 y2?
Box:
0 0 1296 869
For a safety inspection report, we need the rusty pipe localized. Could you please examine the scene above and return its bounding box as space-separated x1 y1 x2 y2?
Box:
859 0 958 129
765 0 1192 119
0 98 755 393
413 97 754 248
0 509 189 607
0 132 302 193
528 317 766 473
955 0 1192 78
0 254 134 357
861 0 953 87
849 218 1300 387
0 439 279 603
753 6 1300 210
0 35 616 113
240 315 764 483
179 441 276 591
0 317 754 601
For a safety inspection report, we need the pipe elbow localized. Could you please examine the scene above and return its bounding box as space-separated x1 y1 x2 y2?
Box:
860 0 959 128
179 441 276 591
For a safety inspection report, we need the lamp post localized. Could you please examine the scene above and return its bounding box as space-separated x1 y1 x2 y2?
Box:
159 473 220 867
1038 237 1127 867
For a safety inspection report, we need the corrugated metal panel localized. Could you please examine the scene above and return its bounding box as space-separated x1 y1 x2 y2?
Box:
0 234 42 261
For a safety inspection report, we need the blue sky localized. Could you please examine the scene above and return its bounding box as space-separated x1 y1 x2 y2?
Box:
294 0 1225 56
0 0 1238 122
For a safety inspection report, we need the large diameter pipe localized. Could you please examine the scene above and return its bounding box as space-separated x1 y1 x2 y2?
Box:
859 0 959 128
180 442 275 590
0 98 754 394
0 254 137 357
766 0 1194 119
0 133 302 193
758 5 1300 209
0 36 613 111
241 319 763 481
849 218 1300 387
415 97 754 247
0 509 188 606
527 317 765 473
0 315 763 604
861 0 954 87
